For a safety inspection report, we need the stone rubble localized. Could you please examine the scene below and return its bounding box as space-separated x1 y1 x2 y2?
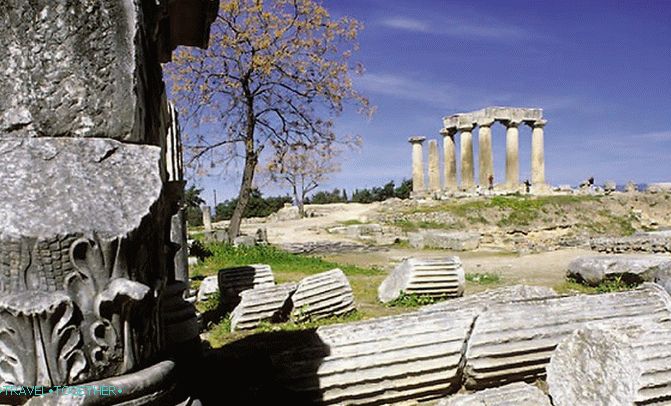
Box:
408 230 481 251
230 283 298 331
547 324 671 406
378 257 465 303
290 269 355 321
591 235 671 254
464 284 671 390
437 382 552 406
567 255 671 286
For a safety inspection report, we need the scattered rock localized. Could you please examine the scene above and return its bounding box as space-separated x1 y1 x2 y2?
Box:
196 276 219 302
290 269 355 321
567 255 671 286
547 325 671 406
591 235 671 254
230 283 297 331
625 181 638 193
217 264 275 309
409 230 481 251
233 235 257 247
647 183 671 193
603 180 617 193
437 382 551 406
268 205 301 222
279 240 370 254
378 257 465 303
464 284 671 390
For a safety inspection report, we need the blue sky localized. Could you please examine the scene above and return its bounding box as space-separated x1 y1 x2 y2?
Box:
189 0 671 204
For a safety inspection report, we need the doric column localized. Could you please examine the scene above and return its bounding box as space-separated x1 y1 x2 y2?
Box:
428 140 441 191
459 124 475 189
505 121 521 187
531 119 547 186
441 128 458 191
478 120 494 187
409 136 426 193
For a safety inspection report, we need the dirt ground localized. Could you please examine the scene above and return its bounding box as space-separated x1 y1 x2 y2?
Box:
232 200 601 293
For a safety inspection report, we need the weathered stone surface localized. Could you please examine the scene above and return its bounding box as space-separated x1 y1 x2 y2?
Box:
233 235 257 247
442 107 543 130
604 180 617 193
437 382 551 406
196 275 220 302
647 183 671 193
230 283 297 331
161 281 199 345
548 325 671 406
279 241 370 254
290 269 355 321
422 285 558 313
378 257 465 303
591 236 671 254
25 360 178 406
568 255 671 286
464 284 671 390
0 138 162 239
409 230 481 251
269 205 301 222
217 264 275 309
272 308 478 404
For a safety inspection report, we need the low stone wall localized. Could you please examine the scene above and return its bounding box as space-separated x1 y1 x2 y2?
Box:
590 236 671 253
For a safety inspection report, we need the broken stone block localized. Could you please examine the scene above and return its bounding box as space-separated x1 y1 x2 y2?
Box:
217 264 275 309
591 236 671 254
272 308 478 404
233 235 257 247
437 382 552 406
230 283 297 331
547 325 671 406
421 284 558 313
464 284 671 390
567 255 671 286
409 230 481 251
378 257 465 303
290 269 355 321
196 276 220 302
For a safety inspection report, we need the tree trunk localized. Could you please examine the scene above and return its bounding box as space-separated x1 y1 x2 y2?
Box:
292 183 305 218
228 151 257 241
228 87 257 242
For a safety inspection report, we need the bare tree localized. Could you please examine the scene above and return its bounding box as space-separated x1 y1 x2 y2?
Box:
165 0 373 240
267 141 352 217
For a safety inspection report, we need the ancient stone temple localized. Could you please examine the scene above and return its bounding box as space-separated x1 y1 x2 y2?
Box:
0 0 217 404
410 107 547 194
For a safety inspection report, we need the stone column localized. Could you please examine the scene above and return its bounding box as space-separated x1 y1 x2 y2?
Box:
202 205 212 231
459 124 475 190
478 120 494 187
441 128 458 191
531 119 547 186
428 140 441 191
505 121 520 187
409 136 426 194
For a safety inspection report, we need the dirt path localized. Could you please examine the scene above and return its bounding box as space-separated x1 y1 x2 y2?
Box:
323 247 593 293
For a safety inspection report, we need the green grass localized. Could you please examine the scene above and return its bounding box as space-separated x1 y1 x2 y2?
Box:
398 195 603 229
554 276 638 294
191 243 401 348
338 219 367 226
465 272 502 285
191 243 381 279
207 311 365 347
385 292 441 307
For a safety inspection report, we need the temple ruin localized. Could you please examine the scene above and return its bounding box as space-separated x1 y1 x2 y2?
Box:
410 107 547 194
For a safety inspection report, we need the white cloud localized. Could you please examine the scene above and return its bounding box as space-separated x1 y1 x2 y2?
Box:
379 15 530 42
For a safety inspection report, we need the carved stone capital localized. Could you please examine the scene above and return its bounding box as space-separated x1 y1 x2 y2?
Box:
408 136 426 144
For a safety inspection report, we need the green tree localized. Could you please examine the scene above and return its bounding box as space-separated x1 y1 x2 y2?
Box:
167 0 372 240
184 185 206 226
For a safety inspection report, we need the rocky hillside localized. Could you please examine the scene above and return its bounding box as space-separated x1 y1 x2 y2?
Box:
374 193 671 252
